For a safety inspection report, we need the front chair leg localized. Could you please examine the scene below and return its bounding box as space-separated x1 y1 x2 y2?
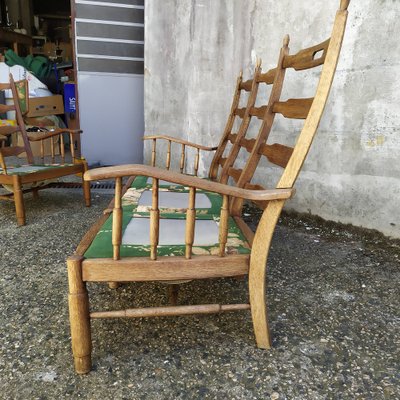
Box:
67 256 92 374
12 175 26 226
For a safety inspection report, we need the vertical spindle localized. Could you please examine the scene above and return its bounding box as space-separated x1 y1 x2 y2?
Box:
60 134 65 164
194 148 200 176
180 144 186 173
50 136 55 163
150 178 159 260
40 139 44 162
112 177 123 260
166 140 171 170
70 133 76 161
219 195 229 256
185 187 196 259
151 139 156 167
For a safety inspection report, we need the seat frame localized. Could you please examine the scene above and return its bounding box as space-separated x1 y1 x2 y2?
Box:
0 75 91 225
67 0 350 374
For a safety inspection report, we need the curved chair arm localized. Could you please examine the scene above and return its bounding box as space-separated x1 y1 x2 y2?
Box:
84 164 294 201
143 135 218 152
27 129 83 141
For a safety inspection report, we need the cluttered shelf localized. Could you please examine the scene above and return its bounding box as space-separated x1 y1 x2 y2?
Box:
0 27 32 55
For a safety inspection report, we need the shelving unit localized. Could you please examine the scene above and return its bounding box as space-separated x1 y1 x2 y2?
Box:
0 28 32 55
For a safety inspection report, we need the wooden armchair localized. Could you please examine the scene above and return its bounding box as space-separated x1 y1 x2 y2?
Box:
0 75 91 225
68 0 350 373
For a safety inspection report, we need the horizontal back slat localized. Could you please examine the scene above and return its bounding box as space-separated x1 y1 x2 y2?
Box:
228 167 242 182
239 137 256 153
234 108 246 119
0 126 19 136
272 98 314 119
219 157 227 167
0 145 26 158
250 106 267 119
0 83 11 90
283 39 330 70
258 68 276 84
0 104 15 113
259 143 294 168
239 80 253 91
228 133 237 143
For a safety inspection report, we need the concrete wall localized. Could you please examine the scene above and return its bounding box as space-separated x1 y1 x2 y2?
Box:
144 0 400 238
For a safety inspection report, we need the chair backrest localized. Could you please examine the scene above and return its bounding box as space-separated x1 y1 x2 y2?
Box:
209 61 262 181
0 75 34 172
228 0 350 215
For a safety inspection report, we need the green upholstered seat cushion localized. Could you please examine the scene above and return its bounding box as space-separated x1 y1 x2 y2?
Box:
0 164 75 176
84 176 251 259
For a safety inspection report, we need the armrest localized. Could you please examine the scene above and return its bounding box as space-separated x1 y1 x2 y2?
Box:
84 164 294 201
143 135 218 151
27 129 83 142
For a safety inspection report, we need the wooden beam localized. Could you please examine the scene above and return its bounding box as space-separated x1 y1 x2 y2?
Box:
82 254 250 282
91 303 251 319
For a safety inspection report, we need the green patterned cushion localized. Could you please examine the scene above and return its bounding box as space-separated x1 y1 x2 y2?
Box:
84 176 251 258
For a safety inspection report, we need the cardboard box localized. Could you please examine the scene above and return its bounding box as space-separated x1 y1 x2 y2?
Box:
27 95 64 117
13 133 60 158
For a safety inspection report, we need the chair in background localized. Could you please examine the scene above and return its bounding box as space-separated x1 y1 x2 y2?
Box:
0 74 91 225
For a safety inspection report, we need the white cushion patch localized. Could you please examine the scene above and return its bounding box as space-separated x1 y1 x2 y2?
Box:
146 178 177 186
122 218 219 246
138 190 212 209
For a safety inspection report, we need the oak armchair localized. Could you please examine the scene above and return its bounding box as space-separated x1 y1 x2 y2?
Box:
0 75 91 225
68 0 350 373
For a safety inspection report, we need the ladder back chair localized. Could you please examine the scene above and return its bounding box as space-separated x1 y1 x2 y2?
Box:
0 74 91 225
68 0 350 373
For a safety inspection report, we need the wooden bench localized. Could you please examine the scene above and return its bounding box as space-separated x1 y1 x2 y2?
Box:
67 0 350 374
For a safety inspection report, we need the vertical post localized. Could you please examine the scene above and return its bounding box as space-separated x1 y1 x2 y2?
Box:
185 187 196 259
219 195 229 256
150 178 159 260
194 148 200 176
112 177 123 260
67 255 92 374
12 174 25 226
40 140 44 162
151 139 156 167
70 133 76 161
60 134 65 164
82 161 91 207
166 140 171 170
180 144 185 173
50 136 55 163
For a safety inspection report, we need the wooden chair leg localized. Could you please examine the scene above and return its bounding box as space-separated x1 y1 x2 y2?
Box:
108 282 120 289
82 178 91 207
67 255 92 374
12 175 25 226
32 188 39 200
248 200 284 349
167 284 180 306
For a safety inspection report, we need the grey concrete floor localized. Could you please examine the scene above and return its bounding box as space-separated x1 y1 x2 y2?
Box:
0 188 399 399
